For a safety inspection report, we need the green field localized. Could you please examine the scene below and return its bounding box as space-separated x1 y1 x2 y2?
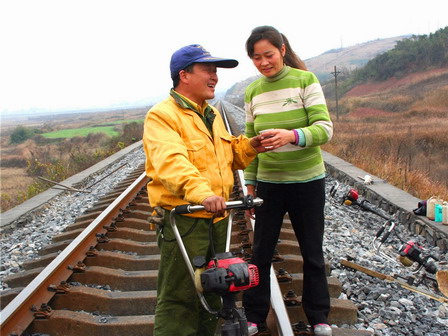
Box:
41 120 143 139
42 126 120 139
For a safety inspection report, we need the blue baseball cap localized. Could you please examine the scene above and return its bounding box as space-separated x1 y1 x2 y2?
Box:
170 44 239 80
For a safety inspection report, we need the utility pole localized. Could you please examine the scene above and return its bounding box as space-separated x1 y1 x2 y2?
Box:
331 65 341 121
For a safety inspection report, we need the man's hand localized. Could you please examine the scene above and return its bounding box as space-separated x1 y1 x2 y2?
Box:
202 195 227 217
250 134 273 153
251 129 296 153
148 206 164 227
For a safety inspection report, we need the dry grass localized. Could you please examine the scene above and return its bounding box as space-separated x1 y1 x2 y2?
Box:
324 70 448 201
0 167 34 191
0 167 35 211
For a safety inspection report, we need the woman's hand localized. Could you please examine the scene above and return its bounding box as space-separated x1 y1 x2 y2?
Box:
259 129 296 148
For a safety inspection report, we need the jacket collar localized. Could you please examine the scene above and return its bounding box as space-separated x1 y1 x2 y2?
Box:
170 89 215 138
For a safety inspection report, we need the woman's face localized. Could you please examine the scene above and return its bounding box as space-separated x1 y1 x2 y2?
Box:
251 39 285 77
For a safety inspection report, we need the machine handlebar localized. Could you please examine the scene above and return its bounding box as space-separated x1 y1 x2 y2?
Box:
173 195 263 214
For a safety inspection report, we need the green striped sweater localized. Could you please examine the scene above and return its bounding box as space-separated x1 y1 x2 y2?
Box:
244 65 333 184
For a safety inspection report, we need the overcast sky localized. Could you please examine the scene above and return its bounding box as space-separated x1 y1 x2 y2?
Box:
1 0 447 114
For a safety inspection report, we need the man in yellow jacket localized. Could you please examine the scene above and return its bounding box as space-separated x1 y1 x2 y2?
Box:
143 44 276 336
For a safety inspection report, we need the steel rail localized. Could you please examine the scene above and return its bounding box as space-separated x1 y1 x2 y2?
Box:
217 100 238 253
0 172 150 335
219 100 294 335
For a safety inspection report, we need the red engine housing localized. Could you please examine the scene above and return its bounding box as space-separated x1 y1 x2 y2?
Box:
204 255 259 292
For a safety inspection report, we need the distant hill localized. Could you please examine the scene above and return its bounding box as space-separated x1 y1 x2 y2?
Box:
305 35 410 82
224 35 409 108
323 26 448 116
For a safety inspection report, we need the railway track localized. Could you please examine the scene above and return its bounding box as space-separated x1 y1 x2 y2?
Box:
1 104 374 336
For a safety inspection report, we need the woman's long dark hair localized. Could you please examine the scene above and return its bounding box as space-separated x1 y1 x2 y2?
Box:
245 25 307 71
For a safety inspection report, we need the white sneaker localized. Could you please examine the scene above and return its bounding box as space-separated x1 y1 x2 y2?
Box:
313 323 332 336
247 322 258 335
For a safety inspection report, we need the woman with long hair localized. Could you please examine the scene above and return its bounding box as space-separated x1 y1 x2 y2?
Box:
242 25 334 336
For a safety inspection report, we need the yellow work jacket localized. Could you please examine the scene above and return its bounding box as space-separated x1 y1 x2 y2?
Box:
143 95 258 219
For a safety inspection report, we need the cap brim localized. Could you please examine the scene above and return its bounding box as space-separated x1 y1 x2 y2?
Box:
196 56 238 68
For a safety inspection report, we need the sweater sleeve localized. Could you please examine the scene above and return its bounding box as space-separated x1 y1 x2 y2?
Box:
243 100 259 183
300 73 333 147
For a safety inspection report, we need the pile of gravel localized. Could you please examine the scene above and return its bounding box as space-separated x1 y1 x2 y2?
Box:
324 180 448 336
1 148 447 335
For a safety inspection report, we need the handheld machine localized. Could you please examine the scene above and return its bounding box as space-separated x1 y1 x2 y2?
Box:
170 195 263 336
